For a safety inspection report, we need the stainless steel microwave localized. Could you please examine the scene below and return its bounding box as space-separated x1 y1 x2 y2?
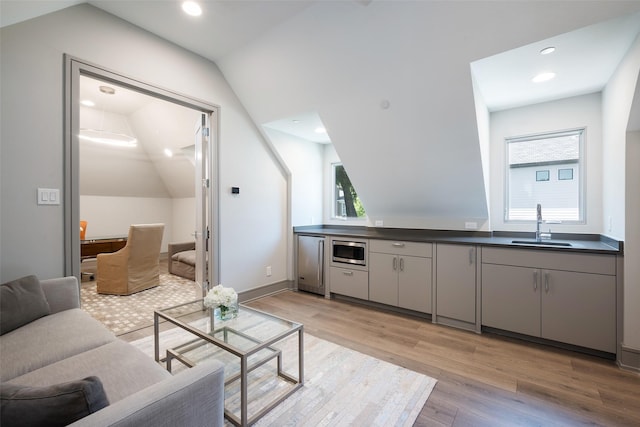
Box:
332 240 366 266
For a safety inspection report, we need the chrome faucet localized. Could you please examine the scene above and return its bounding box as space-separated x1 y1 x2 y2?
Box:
536 203 542 242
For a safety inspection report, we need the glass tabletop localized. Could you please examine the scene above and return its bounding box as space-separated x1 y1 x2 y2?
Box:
156 299 302 355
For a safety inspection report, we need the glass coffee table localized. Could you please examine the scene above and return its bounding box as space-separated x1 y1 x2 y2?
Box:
154 300 304 426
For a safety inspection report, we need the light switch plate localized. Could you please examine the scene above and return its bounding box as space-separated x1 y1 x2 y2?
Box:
37 188 60 205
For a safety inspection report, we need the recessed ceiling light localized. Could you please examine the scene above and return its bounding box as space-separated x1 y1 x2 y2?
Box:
81 100 95 107
292 120 300 124
314 127 327 134
182 1 202 17
532 72 556 83
99 85 115 95
540 46 556 55
164 148 173 157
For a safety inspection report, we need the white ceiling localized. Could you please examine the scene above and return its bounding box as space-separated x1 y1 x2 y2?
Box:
3 1 639 139
472 11 640 112
79 75 201 198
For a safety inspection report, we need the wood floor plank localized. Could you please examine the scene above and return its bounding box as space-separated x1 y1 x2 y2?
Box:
245 290 640 426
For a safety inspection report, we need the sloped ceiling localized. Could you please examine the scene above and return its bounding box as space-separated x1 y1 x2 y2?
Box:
79 76 199 198
217 1 640 227
5 1 639 225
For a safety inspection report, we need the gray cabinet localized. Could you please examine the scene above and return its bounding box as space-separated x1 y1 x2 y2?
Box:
435 244 477 327
329 267 368 300
481 248 616 353
369 240 432 313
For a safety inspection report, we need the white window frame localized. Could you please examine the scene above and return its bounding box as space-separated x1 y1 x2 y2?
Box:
504 128 586 224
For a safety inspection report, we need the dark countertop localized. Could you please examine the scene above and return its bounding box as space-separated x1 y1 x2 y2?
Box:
294 225 623 255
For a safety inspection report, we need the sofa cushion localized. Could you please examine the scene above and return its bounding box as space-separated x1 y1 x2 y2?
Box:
0 376 109 427
0 309 115 382
1 275 51 335
171 250 196 266
8 340 171 404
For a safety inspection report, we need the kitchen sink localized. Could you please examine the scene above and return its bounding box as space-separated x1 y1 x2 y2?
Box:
511 240 572 247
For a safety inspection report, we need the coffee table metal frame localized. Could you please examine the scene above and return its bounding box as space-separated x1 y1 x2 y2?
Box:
154 300 304 426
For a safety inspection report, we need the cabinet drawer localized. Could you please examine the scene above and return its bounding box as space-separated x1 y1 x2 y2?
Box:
369 240 432 257
482 247 615 275
329 267 369 300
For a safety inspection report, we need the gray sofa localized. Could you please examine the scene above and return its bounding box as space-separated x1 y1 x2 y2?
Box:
168 242 196 281
0 276 224 426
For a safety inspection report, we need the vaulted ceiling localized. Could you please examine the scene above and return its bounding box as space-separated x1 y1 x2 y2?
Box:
3 1 639 226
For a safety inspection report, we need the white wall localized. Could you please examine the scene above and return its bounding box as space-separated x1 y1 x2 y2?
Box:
602 33 640 353
0 4 288 293
490 93 603 234
80 196 198 253
266 128 323 227
603 34 640 241
80 196 172 252
171 197 196 244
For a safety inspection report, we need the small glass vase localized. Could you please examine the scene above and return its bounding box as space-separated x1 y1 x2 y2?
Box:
215 302 238 321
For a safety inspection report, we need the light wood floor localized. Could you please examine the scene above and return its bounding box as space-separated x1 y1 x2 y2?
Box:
120 290 640 426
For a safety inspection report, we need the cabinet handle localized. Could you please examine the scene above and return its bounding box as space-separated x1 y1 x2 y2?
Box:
399 257 404 272
393 257 398 271
318 240 324 286
343 271 353 276
533 270 538 291
544 271 550 293
469 248 474 265
392 242 405 248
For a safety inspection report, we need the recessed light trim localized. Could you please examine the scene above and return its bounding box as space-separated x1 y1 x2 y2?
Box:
182 1 202 17
99 85 115 95
532 72 556 83
164 148 173 157
540 46 556 55
81 100 95 107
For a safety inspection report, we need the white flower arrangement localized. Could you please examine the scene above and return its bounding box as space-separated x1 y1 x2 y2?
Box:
203 284 238 309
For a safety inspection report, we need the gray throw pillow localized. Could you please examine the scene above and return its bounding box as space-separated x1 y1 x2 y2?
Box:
0 275 51 335
0 376 109 427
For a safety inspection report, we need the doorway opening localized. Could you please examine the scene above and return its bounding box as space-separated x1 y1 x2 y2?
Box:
64 56 220 335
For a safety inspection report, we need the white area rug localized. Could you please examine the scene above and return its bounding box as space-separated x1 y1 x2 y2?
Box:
131 320 436 426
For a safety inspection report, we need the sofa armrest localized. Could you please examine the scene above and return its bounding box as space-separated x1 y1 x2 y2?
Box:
40 276 80 313
168 242 195 259
69 359 225 427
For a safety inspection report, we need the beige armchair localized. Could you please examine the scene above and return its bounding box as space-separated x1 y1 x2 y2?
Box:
96 223 165 295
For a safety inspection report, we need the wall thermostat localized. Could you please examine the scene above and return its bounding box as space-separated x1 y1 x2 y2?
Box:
231 187 240 194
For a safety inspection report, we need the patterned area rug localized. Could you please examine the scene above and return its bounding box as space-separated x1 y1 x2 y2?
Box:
131 318 437 426
80 274 200 335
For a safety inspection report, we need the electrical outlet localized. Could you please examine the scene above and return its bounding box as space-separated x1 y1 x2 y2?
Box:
375 220 383 227
465 221 478 230
266 266 272 277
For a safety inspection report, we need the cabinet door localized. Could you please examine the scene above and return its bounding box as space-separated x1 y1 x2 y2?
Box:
541 270 616 353
481 264 541 337
436 244 476 323
398 255 432 313
329 267 369 300
369 252 398 306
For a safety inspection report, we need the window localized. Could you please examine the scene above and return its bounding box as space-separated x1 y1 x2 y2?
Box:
558 168 574 180
333 163 366 219
505 129 584 222
536 170 550 182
